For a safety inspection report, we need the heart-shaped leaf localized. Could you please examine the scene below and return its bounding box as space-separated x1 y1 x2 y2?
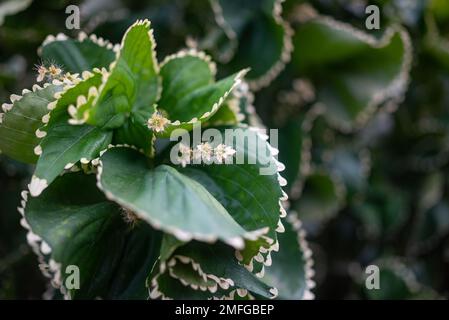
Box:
82 19 160 128
293 16 412 131
97 147 256 249
23 172 162 299
40 32 117 74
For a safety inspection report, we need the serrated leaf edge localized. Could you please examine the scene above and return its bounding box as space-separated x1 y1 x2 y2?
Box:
149 254 277 300
17 189 70 300
79 19 161 126
233 126 289 276
160 48 217 77
152 68 249 134
150 255 235 299
209 0 293 91
285 211 316 300
38 31 120 56
293 12 413 133
289 103 323 200
0 83 61 158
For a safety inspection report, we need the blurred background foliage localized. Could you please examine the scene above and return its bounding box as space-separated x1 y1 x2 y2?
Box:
1 0 449 299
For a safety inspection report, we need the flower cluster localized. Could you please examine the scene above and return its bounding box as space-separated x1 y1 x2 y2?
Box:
35 63 80 85
176 142 236 167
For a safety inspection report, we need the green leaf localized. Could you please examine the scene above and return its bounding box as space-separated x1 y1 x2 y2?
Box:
264 213 315 300
150 242 277 299
423 13 449 70
157 50 247 136
40 33 116 74
159 52 215 115
206 82 251 127
293 17 411 131
174 241 278 299
277 112 311 194
168 257 218 289
29 113 113 197
209 0 292 89
24 172 162 299
113 105 155 156
28 72 113 197
0 84 62 163
207 100 243 126
175 126 285 263
97 147 253 249
49 70 104 125
84 20 159 129
150 271 227 299
160 234 185 262
0 0 32 26
362 259 439 300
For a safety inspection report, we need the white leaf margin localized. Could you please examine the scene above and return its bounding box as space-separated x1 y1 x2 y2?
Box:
284 211 316 300
209 0 294 91
149 255 237 299
149 254 277 300
153 67 249 134
233 125 290 279
291 11 413 133
17 189 70 300
0 83 62 158
38 31 120 56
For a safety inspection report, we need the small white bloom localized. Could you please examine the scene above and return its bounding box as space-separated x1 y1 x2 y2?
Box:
193 142 213 163
147 112 170 133
48 64 62 78
214 144 236 163
177 143 191 167
36 65 47 82
62 72 80 85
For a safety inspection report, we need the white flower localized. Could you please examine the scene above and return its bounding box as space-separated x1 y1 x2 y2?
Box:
62 72 80 85
147 112 170 133
48 65 62 78
193 142 213 163
36 65 47 82
177 143 191 167
214 144 236 163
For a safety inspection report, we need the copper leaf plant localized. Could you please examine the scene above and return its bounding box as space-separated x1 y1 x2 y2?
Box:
0 19 314 300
